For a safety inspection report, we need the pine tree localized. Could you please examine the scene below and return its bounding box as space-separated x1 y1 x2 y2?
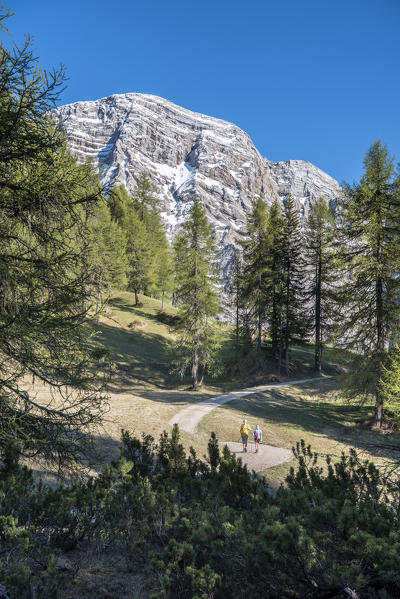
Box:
145 207 173 300
173 199 220 388
304 197 337 373
88 201 128 293
125 207 151 305
229 249 244 352
155 241 174 309
379 346 400 425
108 184 132 224
114 177 174 303
108 184 151 305
240 196 271 369
338 140 400 426
266 200 285 367
132 173 158 221
279 196 310 375
0 26 108 467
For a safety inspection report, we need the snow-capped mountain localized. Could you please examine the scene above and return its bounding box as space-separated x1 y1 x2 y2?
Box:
54 93 342 278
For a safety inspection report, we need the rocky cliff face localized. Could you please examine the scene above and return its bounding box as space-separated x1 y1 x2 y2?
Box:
54 93 342 278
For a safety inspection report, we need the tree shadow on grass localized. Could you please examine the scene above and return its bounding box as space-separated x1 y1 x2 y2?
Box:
212 383 400 462
92 320 173 388
108 298 168 325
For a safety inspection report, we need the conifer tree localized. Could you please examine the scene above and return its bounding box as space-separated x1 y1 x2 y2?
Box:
305 197 337 373
108 184 131 224
240 196 271 369
229 249 244 352
0 26 108 467
266 200 285 367
114 177 173 303
379 346 400 425
108 184 151 305
338 140 400 426
125 207 151 305
279 196 310 375
155 242 174 308
145 207 173 300
132 173 158 220
88 201 128 292
173 199 220 388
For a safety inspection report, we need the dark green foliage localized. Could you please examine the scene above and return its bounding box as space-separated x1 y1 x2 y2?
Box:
237 197 311 376
379 346 400 426
108 180 173 304
267 200 286 366
1 432 400 598
305 197 338 373
239 196 271 368
278 196 311 375
173 199 220 388
0 22 108 468
338 140 400 426
88 199 128 292
108 184 151 303
132 173 159 219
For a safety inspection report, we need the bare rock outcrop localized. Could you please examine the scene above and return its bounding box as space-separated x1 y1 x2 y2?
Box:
54 93 342 279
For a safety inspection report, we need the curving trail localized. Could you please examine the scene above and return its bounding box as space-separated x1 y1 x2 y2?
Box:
170 377 327 472
170 377 326 434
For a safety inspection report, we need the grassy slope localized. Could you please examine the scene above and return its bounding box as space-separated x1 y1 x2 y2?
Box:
45 292 400 597
84 292 400 482
200 377 400 487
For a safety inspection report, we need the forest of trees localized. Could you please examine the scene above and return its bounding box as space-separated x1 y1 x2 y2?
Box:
85 140 400 434
1 7 400 598
234 149 400 429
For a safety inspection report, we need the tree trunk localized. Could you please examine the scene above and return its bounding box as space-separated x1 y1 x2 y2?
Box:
285 266 290 376
236 288 239 350
134 289 140 305
192 337 199 388
257 281 265 371
376 274 384 427
257 299 263 369
284 343 289 376
376 393 383 428
161 290 164 310
271 300 278 360
277 319 283 376
314 256 322 374
271 257 279 360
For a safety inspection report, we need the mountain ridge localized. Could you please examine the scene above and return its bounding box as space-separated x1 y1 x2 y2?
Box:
54 92 342 278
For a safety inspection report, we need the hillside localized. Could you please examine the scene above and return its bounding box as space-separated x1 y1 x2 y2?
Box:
76 293 399 482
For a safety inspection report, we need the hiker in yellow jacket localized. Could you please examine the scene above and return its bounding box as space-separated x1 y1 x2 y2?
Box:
240 419 252 452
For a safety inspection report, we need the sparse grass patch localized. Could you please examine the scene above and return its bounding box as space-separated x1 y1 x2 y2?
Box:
200 377 400 484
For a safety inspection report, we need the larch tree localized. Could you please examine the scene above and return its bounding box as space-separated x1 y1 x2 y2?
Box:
173 199 220 388
125 207 151 305
266 200 285 368
228 249 244 353
155 241 174 309
108 184 151 305
305 197 337 373
279 196 310 375
132 173 158 220
240 196 271 369
338 140 400 427
88 200 128 294
0 28 108 468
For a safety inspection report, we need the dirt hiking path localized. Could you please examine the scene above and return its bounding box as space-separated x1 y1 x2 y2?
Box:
220 442 293 471
170 377 326 472
170 377 326 434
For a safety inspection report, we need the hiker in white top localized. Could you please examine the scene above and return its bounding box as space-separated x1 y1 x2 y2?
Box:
253 424 262 453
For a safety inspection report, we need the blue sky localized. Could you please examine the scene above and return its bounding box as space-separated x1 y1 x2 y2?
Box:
10 0 400 183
